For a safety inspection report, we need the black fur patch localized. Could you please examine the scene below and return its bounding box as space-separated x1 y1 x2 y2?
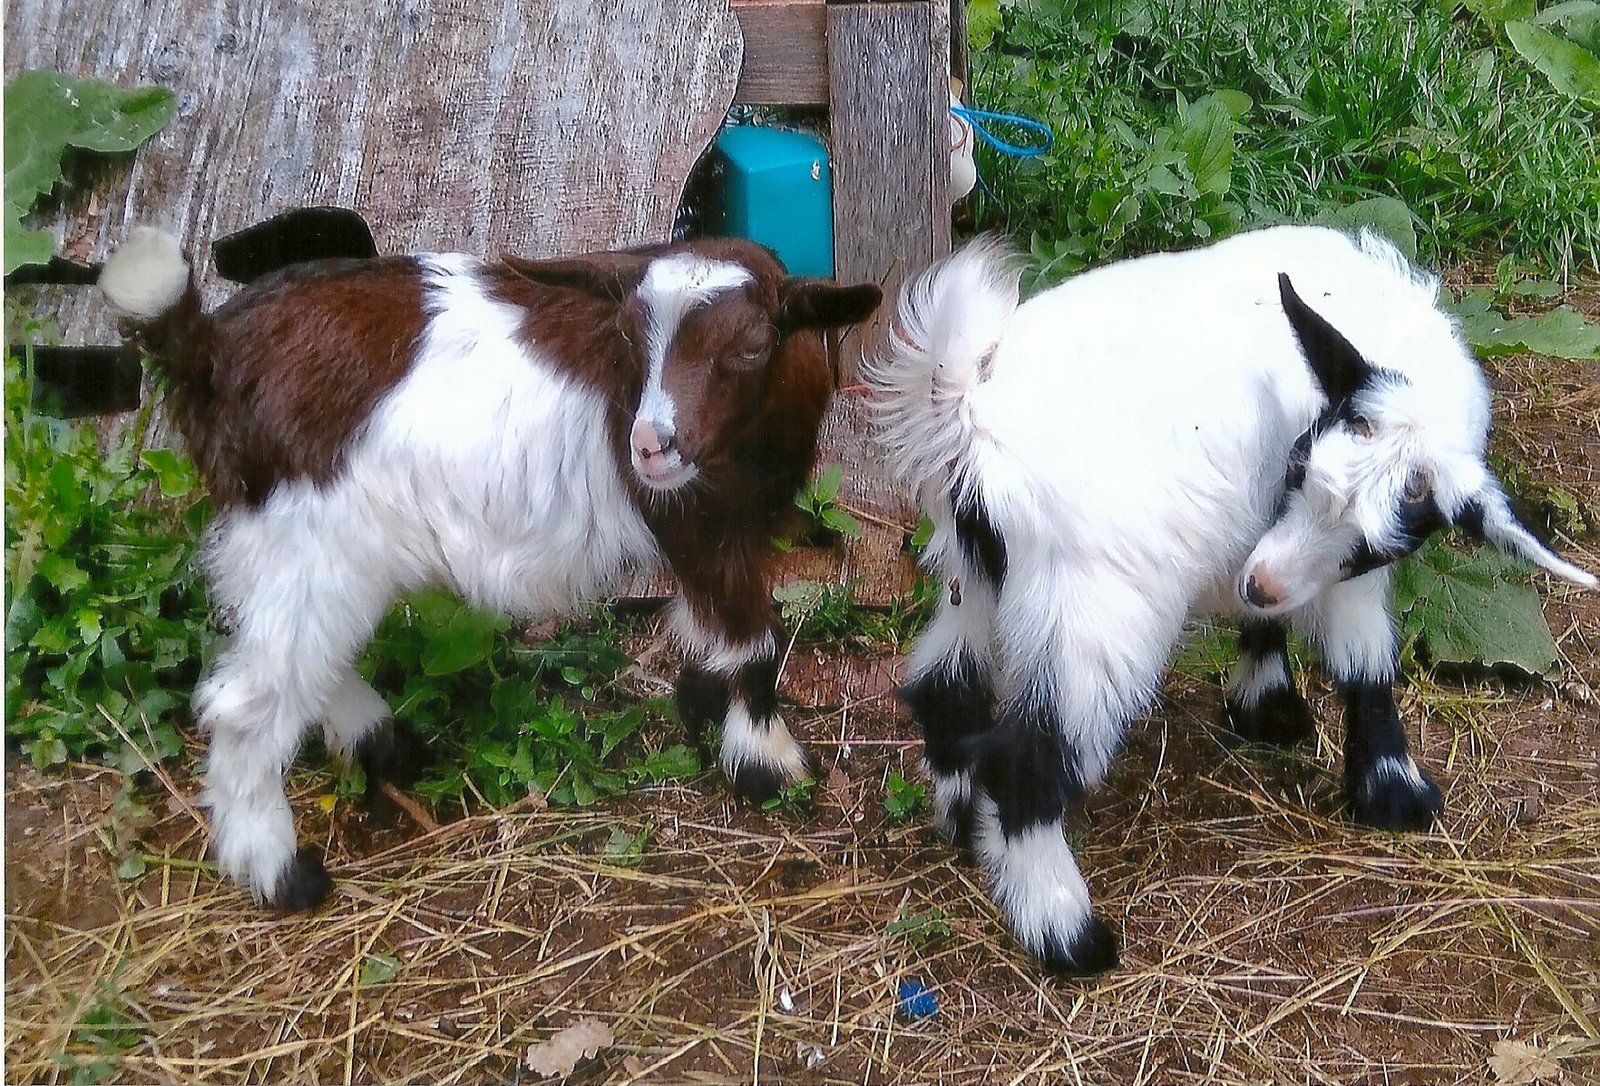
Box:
1037 913 1119 977
1223 621 1315 745
1341 492 1446 578
977 692 1089 837
733 653 780 719
1222 686 1315 746
1337 678 1443 829
953 491 1007 589
267 848 333 913
353 718 431 797
675 663 729 766
899 651 994 776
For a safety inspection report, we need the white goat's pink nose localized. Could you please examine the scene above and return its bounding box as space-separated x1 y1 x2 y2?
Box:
631 419 676 462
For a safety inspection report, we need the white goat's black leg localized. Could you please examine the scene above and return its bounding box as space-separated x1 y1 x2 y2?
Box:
671 598 814 803
1298 571 1443 830
971 688 1118 976
1220 619 1314 745
899 569 997 847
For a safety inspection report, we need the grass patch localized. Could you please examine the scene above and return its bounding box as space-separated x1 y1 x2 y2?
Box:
970 0 1600 277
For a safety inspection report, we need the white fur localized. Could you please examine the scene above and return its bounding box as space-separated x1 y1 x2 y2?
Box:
871 225 1595 960
972 794 1094 957
636 254 753 438
99 226 189 319
717 702 810 785
194 256 685 899
1227 648 1292 710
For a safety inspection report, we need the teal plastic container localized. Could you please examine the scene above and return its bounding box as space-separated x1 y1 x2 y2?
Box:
713 126 834 278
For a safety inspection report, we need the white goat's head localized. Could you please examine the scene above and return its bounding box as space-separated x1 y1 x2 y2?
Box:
1238 273 1595 615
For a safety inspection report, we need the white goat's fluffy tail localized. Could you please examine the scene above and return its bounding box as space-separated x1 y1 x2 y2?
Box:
863 235 1024 489
99 226 190 319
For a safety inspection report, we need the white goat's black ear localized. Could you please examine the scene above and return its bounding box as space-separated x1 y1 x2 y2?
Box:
502 252 654 302
1278 273 1374 405
778 280 883 332
1459 482 1597 588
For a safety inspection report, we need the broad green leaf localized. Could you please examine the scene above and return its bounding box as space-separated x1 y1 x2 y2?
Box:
1445 290 1600 359
1174 95 1234 196
5 71 177 158
358 952 401 988
1535 1 1600 51
37 553 90 594
820 507 863 539
815 464 843 504
139 448 196 498
1505 21 1600 105
967 0 1003 50
1312 197 1419 264
1462 0 1536 22
4 215 55 275
1392 540 1559 675
420 606 499 675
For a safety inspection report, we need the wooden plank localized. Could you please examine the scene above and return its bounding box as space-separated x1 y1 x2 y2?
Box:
825 0 950 379
3 0 744 315
822 0 949 602
730 0 829 105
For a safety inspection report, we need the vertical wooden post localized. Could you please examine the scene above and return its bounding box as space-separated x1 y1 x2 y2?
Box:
826 0 951 381
821 0 950 603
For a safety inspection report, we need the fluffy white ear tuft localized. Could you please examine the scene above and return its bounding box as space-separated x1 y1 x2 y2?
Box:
100 227 189 320
1468 485 1597 588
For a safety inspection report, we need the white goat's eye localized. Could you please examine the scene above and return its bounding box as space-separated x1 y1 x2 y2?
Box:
1349 416 1375 440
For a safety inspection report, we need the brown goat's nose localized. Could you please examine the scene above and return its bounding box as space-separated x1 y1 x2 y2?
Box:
1244 570 1285 609
631 419 676 460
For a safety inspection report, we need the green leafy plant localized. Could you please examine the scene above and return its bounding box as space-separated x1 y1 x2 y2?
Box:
363 595 697 809
55 979 146 1085
759 776 817 815
4 70 177 273
1393 539 1562 675
5 339 212 771
794 464 862 541
884 772 927 823
886 905 952 946
972 1 1600 275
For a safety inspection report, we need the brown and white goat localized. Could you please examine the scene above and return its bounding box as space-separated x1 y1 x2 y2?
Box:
100 227 881 910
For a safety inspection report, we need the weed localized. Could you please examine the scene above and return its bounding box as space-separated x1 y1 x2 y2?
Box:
884 772 928 822
760 777 817 816
886 905 952 946
4 335 212 771
794 464 862 541
56 979 146 1085
971 1 1600 275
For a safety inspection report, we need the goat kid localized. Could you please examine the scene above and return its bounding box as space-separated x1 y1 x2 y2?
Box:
868 225 1595 974
100 228 880 910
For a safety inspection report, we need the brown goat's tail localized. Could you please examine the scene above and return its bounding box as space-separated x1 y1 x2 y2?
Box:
99 226 210 393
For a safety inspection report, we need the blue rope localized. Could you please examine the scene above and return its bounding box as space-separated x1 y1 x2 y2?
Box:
951 105 1053 158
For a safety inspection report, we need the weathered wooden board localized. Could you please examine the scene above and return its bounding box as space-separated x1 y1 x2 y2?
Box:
3 0 743 303
820 0 950 603
826 0 951 370
730 0 829 105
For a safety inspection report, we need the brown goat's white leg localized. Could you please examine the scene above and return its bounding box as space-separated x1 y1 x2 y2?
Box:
669 595 814 803
197 643 341 911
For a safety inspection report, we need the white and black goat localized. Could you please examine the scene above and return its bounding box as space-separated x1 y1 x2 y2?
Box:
100 228 880 910
867 225 1595 974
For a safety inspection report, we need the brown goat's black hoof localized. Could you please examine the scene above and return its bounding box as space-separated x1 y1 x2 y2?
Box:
267 848 333 913
1037 914 1119 977
355 718 431 797
729 761 802 806
1221 687 1315 747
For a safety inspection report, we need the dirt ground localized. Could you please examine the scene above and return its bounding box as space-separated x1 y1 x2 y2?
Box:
6 338 1599 1084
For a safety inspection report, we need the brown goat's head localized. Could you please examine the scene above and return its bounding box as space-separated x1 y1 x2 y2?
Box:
505 239 881 490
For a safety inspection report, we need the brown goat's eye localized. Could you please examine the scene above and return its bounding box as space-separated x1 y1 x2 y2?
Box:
730 328 773 365
1349 415 1374 440
1404 470 1431 503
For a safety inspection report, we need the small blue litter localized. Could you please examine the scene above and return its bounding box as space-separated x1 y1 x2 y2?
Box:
896 979 939 1020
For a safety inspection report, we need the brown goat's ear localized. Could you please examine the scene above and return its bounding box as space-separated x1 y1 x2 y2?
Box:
501 253 655 302
778 280 883 332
